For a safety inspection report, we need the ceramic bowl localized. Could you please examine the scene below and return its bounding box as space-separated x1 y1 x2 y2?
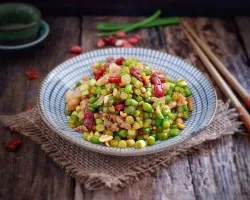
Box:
0 20 49 51
39 48 217 156
0 3 41 44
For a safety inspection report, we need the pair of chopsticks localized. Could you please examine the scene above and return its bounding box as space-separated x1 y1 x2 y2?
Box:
183 23 250 132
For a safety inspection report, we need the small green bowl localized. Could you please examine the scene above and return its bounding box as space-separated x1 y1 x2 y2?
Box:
0 3 41 44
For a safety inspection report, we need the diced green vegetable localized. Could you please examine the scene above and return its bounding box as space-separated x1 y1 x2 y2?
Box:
169 128 180 137
118 140 127 148
146 136 155 145
118 129 127 138
135 140 146 149
162 119 170 128
121 74 131 85
156 105 164 119
143 102 153 112
91 135 100 144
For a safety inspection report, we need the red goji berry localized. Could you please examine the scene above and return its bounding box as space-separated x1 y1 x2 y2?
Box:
115 57 125 65
134 34 142 40
115 39 124 47
104 36 116 45
128 37 139 44
69 45 82 54
122 40 133 47
96 39 105 48
25 105 32 111
8 126 16 132
26 70 38 80
5 138 21 152
115 31 126 38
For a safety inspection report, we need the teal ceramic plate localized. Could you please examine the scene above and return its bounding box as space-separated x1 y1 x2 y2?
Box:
0 20 49 50
39 48 217 156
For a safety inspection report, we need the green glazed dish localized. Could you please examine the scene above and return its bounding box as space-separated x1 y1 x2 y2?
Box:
0 20 49 51
0 3 41 44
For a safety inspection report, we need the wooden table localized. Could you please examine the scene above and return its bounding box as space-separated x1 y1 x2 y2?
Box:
1 17 250 200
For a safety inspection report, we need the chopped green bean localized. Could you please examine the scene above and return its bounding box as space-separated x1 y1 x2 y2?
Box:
89 97 97 104
118 129 127 138
150 133 158 140
156 105 164 119
118 140 127 148
165 95 172 104
121 74 131 85
159 132 168 140
82 132 89 140
110 140 119 147
91 135 100 144
169 128 180 137
127 129 137 137
96 124 105 132
135 140 146 149
143 102 153 112
125 84 133 94
120 91 128 100
126 139 136 147
143 128 151 134
155 118 162 127
167 112 176 120
124 106 136 115
126 116 135 124
146 136 155 145
94 87 102 95
162 119 170 128
134 80 143 89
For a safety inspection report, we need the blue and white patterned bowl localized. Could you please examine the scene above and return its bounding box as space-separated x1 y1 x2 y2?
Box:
39 48 217 156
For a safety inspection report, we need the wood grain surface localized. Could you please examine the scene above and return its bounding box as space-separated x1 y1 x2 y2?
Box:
0 17 80 200
0 16 250 200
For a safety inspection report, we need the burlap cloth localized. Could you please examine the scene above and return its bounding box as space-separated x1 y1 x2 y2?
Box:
0 100 242 191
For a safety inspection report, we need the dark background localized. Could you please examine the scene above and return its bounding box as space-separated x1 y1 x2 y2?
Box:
0 0 250 16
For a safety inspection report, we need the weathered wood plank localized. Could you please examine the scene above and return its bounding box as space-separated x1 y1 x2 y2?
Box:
80 16 196 200
0 17 80 200
235 17 250 64
176 18 250 200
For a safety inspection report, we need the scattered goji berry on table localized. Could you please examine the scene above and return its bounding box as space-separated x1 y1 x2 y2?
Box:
96 33 142 48
128 37 139 44
96 39 105 48
8 126 16 132
115 31 126 38
26 70 38 80
133 34 142 40
115 39 124 47
122 40 133 47
104 36 116 45
69 45 82 54
25 105 32 111
5 138 21 152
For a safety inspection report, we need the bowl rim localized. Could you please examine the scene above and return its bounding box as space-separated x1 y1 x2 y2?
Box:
0 3 41 31
38 48 218 156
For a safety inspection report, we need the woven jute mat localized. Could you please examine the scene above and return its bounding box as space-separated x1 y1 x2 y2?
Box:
0 100 241 191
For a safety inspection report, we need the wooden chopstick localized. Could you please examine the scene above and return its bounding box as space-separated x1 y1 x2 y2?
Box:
184 29 250 132
183 23 250 110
